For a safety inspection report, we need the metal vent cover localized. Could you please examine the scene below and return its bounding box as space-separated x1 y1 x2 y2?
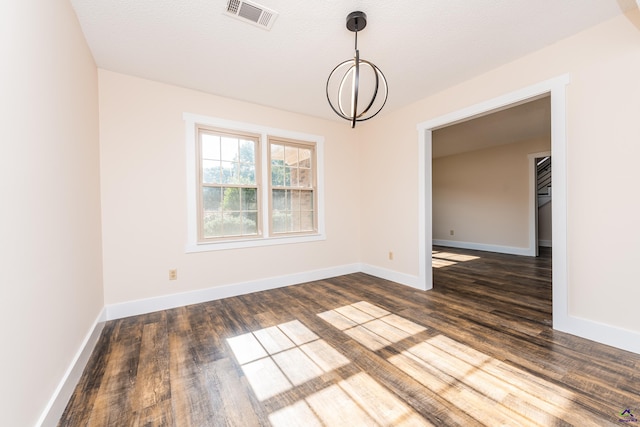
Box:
225 0 278 30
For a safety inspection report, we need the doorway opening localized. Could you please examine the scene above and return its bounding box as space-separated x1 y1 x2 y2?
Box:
416 75 569 332
431 96 550 257
533 153 552 256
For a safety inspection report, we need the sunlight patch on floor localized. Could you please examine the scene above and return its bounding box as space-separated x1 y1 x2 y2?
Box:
227 320 349 401
228 301 583 426
432 250 480 268
269 372 434 427
389 334 581 426
228 313 432 426
318 301 427 351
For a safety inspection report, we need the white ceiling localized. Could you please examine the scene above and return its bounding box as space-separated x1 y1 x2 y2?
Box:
69 0 637 123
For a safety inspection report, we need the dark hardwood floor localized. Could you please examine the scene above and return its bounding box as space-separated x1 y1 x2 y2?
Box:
59 247 640 426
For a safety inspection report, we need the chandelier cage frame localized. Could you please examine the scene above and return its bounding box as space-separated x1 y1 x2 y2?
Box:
326 11 388 128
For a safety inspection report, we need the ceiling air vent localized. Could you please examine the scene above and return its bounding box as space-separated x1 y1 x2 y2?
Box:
225 0 278 30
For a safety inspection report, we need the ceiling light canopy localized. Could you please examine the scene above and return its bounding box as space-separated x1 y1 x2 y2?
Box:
326 11 388 128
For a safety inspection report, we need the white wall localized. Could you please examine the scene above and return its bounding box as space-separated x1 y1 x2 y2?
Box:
0 0 104 425
98 71 361 306
359 10 640 335
432 138 550 250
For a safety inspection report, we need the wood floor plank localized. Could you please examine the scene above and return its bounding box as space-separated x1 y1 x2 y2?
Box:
205 357 267 427
131 321 170 410
84 318 142 426
59 247 640 426
166 307 217 427
131 399 174 427
58 322 116 426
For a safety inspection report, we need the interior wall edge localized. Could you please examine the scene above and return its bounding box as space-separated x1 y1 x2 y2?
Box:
36 308 107 427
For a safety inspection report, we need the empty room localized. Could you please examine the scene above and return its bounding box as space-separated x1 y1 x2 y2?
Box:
3 0 640 426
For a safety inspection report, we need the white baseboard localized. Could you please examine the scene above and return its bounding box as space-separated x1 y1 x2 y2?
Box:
539 239 552 247
37 308 107 427
360 264 423 290
433 239 533 256
555 314 640 355
106 263 361 320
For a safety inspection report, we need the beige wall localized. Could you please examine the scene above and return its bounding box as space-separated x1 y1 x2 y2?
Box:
359 10 640 333
0 0 103 425
539 201 552 245
432 138 550 249
98 70 361 305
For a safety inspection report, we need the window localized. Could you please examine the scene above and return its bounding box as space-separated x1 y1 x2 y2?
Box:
269 138 316 236
198 127 260 241
184 114 325 252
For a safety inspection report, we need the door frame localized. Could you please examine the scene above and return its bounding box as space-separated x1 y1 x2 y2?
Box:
416 74 569 331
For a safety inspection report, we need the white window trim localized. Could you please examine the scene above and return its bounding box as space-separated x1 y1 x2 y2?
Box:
184 113 326 253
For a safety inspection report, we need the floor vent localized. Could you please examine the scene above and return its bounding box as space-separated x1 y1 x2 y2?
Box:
225 0 278 30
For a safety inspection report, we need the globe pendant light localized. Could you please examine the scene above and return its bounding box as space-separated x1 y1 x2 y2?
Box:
326 11 388 128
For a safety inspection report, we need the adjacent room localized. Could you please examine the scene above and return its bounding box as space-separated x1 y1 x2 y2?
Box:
3 1 640 426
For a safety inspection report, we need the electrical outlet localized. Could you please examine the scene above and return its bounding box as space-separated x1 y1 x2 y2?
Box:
450 229 454 236
169 269 178 280
388 251 394 261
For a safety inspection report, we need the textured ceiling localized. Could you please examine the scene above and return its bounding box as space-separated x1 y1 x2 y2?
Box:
69 0 637 123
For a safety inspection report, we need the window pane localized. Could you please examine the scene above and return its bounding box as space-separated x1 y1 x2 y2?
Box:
291 211 301 231
239 139 256 184
202 134 220 160
242 188 257 211
243 212 258 234
272 189 286 211
273 211 291 233
223 213 242 235
221 137 239 162
290 190 301 211
239 139 255 162
238 163 255 184
300 190 313 210
271 144 285 187
230 163 241 185
220 161 237 184
203 160 221 184
299 148 311 168
285 146 298 167
271 144 284 162
300 211 314 231
272 166 285 186
284 167 292 186
223 187 241 211
203 187 222 211
298 168 311 187
203 212 223 238
289 168 299 187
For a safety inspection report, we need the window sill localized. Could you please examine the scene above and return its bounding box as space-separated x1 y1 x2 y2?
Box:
185 233 326 253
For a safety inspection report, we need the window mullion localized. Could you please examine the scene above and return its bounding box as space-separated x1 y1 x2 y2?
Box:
261 131 270 236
